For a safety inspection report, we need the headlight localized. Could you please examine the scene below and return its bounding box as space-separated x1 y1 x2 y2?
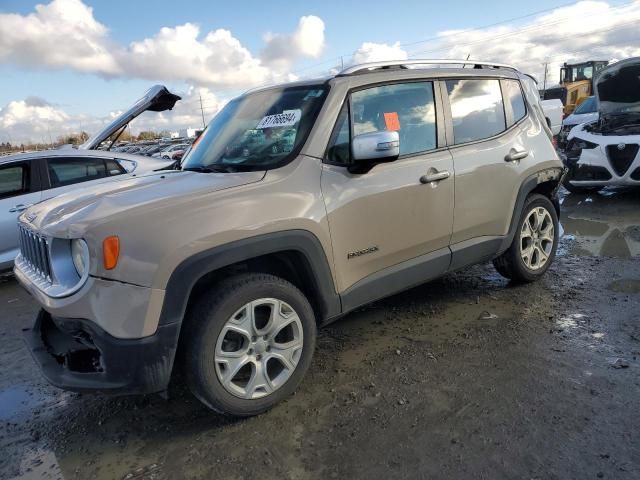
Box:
71 239 90 277
566 138 598 162
569 139 598 151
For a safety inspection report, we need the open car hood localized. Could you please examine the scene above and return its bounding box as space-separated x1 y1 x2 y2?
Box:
80 85 181 150
595 57 640 119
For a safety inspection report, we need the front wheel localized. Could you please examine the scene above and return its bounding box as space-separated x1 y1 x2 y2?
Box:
183 273 316 416
493 194 559 283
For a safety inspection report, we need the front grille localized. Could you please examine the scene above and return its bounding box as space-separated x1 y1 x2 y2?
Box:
18 224 52 281
631 167 640 181
606 143 639 176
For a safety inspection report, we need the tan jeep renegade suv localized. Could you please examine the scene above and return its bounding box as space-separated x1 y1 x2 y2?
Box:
15 60 564 416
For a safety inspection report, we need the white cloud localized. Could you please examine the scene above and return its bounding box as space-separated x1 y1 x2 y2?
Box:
261 15 325 68
0 88 227 144
352 41 408 64
119 25 274 89
0 0 325 89
413 1 640 85
0 0 119 76
0 97 70 143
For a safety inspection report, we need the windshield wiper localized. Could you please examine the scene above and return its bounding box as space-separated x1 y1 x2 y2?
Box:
182 165 238 173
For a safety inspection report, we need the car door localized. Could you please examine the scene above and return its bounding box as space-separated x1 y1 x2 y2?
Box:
41 155 127 201
444 77 532 266
0 160 42 269
321 80 454 308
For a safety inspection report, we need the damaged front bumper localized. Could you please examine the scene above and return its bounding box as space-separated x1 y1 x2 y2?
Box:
23 310 180 395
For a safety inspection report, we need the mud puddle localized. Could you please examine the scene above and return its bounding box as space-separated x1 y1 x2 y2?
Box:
1 189 639 479
560 187 640 257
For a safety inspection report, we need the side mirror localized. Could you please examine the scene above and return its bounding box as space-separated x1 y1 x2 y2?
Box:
352 130 400 162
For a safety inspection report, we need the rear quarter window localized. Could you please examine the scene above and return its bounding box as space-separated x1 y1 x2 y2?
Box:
446 79 506 144
502 79 527 126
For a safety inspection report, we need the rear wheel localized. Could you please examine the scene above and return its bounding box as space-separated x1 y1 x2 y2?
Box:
493 194 559 283
183 273 316 416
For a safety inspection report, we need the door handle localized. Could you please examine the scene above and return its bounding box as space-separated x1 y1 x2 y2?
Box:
9 204 31 213
505 148 529 162
420 169 450 184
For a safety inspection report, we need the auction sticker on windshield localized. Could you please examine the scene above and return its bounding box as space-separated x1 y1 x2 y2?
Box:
256 109 301 129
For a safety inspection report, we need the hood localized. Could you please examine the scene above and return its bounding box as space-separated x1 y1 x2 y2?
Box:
23 170 265 237
595 57 640 119
563 111 599 127
80 85 181 150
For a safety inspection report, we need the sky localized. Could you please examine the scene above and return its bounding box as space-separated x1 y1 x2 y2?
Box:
0 0 639 143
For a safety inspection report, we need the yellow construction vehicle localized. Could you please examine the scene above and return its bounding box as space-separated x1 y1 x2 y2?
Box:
543 60 608 115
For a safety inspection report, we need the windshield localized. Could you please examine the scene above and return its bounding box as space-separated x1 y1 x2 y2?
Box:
575 97 596 114
182 85 328 172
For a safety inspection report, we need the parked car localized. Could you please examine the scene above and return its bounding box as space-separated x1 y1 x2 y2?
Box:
142 145 165 156
0 85 180 271
558 96 599 148
15 60 563 416
153 143 189 159
564 57 640 192
540 98 563 136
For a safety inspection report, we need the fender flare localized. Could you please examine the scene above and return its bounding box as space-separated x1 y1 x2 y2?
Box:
157 230 341 327
498 168 563 254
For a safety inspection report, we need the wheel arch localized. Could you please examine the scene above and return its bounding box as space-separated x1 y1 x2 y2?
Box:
157 230 342 330
498 167 564 254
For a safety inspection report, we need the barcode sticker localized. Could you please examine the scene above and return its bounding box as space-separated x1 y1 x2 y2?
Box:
256 109 301 129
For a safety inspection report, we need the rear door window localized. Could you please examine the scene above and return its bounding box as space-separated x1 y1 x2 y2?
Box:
46 157 124 188
0 163 30 199
446 79 506 144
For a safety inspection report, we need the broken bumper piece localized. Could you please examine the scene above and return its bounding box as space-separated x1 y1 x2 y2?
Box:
23 310 180 395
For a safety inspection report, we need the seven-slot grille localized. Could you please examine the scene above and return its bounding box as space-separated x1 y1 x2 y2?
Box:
606 143 639 177
18 224 52 280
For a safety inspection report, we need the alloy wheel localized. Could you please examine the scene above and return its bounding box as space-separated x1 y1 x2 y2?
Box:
214 298 304 399
520 206 554 270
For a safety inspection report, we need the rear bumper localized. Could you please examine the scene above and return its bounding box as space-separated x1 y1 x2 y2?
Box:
23 310 180 395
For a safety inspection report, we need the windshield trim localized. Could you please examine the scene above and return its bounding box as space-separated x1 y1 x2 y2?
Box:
182 83 330 173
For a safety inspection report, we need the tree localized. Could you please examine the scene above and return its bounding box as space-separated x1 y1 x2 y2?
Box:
137 131 157 141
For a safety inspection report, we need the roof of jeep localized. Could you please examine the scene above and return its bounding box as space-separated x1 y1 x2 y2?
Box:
246 61 523 95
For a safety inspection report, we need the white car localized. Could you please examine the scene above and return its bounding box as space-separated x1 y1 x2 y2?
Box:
564 57 640 193
0 85 181 270
540 98 563 136
153 143 190 159
558 96 599 148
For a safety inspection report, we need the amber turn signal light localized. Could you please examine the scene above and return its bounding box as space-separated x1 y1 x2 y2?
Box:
103 236 120 270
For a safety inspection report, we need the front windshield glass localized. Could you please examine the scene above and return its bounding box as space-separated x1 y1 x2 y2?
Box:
182 85 328 172
575 97 596 114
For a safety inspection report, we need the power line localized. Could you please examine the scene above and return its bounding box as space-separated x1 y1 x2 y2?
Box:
294 0 639 78
409 16 640 61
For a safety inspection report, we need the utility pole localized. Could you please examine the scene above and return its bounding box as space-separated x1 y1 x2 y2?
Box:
199 92 206 129
542 62 549 95
340 56 344 70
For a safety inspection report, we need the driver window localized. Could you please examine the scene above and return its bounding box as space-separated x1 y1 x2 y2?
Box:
350 82 437 157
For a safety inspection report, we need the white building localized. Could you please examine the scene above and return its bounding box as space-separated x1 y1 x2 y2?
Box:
178 128 202 139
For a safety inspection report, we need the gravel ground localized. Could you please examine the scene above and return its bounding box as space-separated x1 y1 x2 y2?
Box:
0 189 639 480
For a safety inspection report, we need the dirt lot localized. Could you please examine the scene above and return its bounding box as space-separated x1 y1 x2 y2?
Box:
1 189 639 480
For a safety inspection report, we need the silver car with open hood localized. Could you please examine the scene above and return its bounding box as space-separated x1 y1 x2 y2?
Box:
0 85 180 270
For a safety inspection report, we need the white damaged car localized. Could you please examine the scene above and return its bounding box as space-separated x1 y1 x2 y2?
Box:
564 57 640 193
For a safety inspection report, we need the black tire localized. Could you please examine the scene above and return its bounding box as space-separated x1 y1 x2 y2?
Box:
183 273 316 417
493 194 559 283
